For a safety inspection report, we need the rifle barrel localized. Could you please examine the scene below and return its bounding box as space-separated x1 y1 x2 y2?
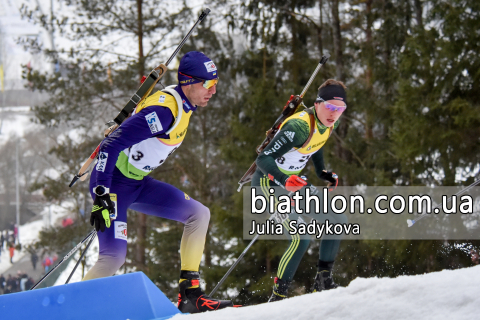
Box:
299 54 330 98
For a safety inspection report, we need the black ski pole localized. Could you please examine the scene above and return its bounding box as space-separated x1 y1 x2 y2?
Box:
209 234 260 297
407 178 480 227
164 8 210 67
210 187 325 296
30 229 96 290
65 231 97 284
209 210 291 297
111 7 211 126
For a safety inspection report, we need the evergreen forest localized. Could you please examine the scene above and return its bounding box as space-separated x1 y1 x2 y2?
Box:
16 0 480 305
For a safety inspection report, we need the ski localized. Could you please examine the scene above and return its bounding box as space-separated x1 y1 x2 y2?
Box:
237 54 330 192
69 8 211 188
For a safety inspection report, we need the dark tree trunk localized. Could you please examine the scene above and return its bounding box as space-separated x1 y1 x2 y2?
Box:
330 0 351 185
365 0 374 141
137 0 145 78
135 0 147 272
331 0 344 80
414 0 424 29
317 0 324 55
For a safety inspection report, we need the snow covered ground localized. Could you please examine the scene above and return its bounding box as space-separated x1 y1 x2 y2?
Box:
171 265 480 320
52 249 480 320
2 188 478 320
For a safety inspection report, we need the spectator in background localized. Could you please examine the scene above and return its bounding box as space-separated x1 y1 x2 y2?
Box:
31 251 38 270
4 275 12 294
8 243 14 264
25 277 35 291
62 218 74 227
13 225 18 244
8 232 14 245
43 256 52 272
0 274 5 294
18 271 28 291
9 223 15 244
5 274 17 294
0 231 4 253
471 249 479 265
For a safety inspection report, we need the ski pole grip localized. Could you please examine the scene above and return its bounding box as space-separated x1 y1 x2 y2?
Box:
320 53 331 65
199 8 211 21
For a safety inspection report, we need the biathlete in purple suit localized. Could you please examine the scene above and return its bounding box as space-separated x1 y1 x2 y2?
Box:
85 51 233 313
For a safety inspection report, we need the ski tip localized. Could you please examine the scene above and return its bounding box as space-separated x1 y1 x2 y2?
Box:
233 305 242 308
407 219 415 228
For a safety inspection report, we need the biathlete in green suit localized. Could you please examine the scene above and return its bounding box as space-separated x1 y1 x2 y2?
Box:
252 79 348 301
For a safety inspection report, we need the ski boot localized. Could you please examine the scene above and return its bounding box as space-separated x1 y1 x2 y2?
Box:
312 260 339 292
268 277 291 302
177 271 233 313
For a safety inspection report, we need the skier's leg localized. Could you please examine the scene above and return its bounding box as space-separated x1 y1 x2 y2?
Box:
276 217 311 282
130 177 232 313
268 216 310 301
83 169 140 281
313 202 348 292
316 207 348 261
130 177 210 272
253 173 311 301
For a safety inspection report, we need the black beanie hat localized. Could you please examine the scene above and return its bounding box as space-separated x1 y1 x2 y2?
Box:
315 84 347 104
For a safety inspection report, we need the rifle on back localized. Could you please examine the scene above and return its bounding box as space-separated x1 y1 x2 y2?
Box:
237 54 330 192
69 9 211 188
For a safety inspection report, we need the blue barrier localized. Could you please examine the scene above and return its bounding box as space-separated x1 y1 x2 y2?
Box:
0 272 182 320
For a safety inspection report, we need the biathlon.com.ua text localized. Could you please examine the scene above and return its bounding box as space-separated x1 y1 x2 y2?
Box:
250 188 474 215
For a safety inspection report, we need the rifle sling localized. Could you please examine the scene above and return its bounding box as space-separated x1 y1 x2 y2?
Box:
113 69 160 125
300 107 333 148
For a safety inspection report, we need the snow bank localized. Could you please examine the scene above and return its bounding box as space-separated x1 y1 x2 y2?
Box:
172 265 480 320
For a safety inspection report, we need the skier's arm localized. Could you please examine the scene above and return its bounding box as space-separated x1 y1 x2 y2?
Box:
311 148 326 177
94 106 174 188
256 119 310 186
311 121 340 185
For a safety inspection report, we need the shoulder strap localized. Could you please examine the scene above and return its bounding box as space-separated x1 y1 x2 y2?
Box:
301 108 316 148
161 85 183 135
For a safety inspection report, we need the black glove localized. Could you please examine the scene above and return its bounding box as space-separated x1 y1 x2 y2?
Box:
319 171 338 190
90 193 115 232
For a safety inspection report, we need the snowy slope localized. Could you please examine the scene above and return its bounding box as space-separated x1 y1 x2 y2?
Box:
171 265 480 320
